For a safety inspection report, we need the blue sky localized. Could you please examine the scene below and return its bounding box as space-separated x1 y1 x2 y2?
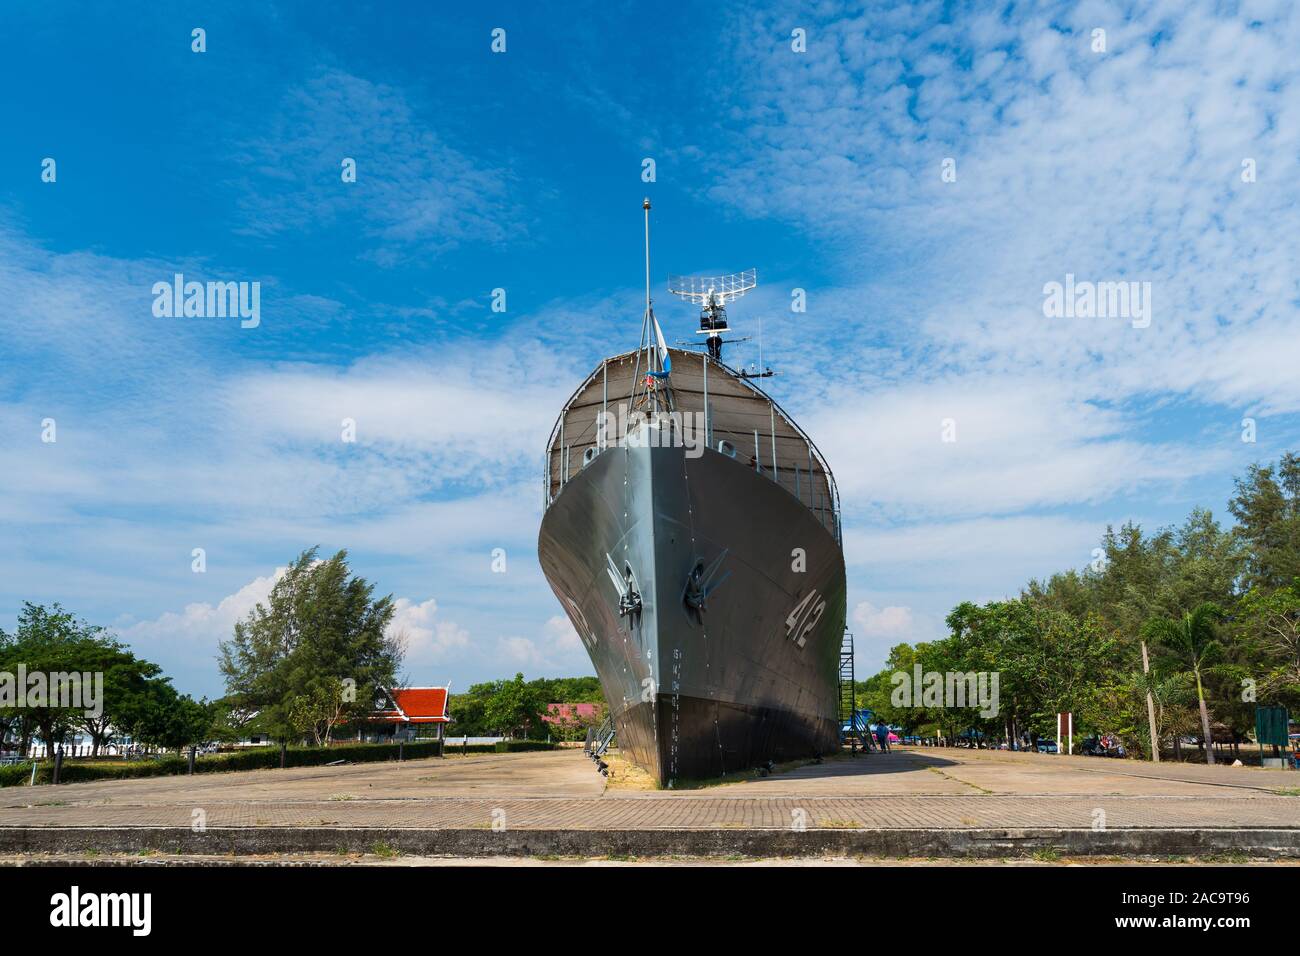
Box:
2 1 1298 698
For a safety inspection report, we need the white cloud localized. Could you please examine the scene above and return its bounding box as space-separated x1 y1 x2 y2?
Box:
811 376 1218 518
703 0 1300 494
388 597 471 666
113 571 475 694
852 601 914 639
116 569 283 653
233 69 522 261
492 615 588 673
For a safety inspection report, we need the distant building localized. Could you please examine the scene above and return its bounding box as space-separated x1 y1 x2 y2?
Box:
543 702 600 725
367 686 451 742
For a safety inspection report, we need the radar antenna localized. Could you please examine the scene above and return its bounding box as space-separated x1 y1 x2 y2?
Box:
668 269 756 362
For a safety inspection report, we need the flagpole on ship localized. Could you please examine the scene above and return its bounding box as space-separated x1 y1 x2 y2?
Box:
633 198 673 415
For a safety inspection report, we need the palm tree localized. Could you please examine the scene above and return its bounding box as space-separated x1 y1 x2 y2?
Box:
1142 603 1225 764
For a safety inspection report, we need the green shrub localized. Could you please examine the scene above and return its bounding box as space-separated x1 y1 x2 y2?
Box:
0 763 39 787
442 740 559 754
496 740 556 752
0 740 453 788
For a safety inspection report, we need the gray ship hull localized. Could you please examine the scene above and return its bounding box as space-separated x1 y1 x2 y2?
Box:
538 432 846 785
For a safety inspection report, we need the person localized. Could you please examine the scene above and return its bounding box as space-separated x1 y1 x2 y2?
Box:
875 722 890 753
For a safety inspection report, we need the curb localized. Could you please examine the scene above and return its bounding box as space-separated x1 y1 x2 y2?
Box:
1 826 1298 859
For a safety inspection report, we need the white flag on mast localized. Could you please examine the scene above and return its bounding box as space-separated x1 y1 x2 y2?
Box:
652 312 672 376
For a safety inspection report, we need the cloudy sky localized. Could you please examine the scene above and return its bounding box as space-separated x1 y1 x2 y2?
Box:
2 1 1297 698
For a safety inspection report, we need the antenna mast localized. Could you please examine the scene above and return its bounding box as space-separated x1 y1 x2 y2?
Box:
667 269 757 363
631 199 673 415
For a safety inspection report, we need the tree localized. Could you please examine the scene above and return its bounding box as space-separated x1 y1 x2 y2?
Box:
1229 453 1300 593
207 697 258 744
0 604 106 753
1238 579 1300 708
217 548 402 742
483 673 546 739
127 678 213 751
1143 603 1225 764
1130 669 1197 758
74 643 164 756
288 680 351 747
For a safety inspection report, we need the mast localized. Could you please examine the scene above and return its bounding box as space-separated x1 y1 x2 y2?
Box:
632 199 672 416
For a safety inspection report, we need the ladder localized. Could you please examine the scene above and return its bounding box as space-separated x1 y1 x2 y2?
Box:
842 629 873 754
590 716 616 759
839 629 869 754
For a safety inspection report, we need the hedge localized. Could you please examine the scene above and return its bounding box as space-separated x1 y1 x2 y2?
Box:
0 739 461 787
444 740 558 754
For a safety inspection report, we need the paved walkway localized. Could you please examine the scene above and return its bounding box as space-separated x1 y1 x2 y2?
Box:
0 748 1294 831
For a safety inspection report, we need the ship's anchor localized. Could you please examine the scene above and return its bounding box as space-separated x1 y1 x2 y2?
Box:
682 549 730 624
606 554 642 619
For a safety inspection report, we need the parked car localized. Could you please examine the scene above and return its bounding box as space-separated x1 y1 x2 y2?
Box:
1035 739 1059 753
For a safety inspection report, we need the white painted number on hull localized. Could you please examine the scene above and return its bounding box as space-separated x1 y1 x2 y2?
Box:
785 590 826 649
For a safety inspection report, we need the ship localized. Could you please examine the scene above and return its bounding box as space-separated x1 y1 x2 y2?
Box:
537 201 846 785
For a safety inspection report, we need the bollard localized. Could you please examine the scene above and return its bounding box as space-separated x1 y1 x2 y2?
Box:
280 743 287 769
52 746 63 785
398 740 405 762
187 746 196 775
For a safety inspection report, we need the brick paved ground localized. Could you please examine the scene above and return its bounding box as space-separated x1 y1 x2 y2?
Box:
0 747 1294 831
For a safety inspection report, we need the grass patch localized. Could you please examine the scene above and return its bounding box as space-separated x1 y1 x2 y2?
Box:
600 753 658 791
1203 851 1251 864
654 754 837 791
370 842 400 859
1030 848 1061 862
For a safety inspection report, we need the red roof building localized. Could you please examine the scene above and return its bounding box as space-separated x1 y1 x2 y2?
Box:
543 702 600 725
368 686 451 741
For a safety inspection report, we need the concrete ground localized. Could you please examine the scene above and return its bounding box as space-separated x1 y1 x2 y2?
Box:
0 747 1295 860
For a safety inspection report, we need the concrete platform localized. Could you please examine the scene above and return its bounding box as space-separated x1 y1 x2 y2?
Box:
0 747 1295 859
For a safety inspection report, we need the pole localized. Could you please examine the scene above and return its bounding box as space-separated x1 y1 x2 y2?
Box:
806 443 813 507
702 352 710 447
770 405 778 479
1141 640 1160 762
187 745 196 775
643 198 652 327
